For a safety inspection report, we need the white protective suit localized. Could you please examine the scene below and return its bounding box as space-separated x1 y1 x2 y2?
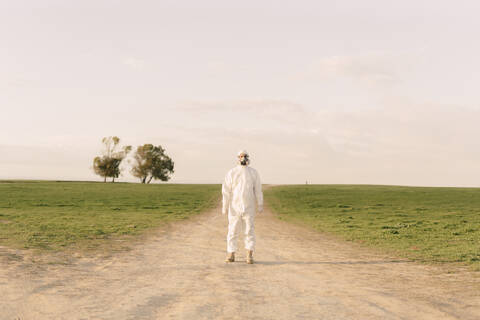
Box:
222 164 263 253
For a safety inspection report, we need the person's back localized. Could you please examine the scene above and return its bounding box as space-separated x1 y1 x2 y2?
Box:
222 150 263 264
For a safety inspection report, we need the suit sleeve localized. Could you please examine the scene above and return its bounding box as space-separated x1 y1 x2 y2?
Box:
254 169 263 210
222 172 232 214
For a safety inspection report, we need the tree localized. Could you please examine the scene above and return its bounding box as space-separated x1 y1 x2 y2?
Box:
131 144 174 184
93 136 132 182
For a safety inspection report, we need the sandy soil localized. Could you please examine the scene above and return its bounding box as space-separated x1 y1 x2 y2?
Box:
1 203 480 320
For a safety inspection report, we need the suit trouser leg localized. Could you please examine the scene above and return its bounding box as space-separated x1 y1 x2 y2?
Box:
227 212 256 252
243 213 255 251
227 213 242 253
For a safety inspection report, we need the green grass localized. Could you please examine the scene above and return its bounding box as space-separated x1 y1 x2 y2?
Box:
0 181 219 251
266 185 480 270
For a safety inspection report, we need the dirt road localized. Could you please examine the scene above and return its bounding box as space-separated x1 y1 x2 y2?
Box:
1 203 480 319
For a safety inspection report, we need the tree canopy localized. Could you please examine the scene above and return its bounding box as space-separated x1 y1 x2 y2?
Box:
93 136 131 182
131 144 174 184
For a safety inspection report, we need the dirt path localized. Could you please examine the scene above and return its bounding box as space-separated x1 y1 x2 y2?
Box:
1 203 480 320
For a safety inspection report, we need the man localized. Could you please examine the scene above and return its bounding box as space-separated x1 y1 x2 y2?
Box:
222 150 263 264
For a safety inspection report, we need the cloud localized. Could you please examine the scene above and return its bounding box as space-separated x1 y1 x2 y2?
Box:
3 95 479 186
296 52 418 87
169 98 330 157
0 144 97 180
170 97 480 184
316 100 480 162
316 55 395 83
122 57 145 70
175 99 313 126
160 99 337 183
0 145 92 166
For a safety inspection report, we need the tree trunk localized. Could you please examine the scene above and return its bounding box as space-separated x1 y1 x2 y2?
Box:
147 176 153 184
112 177 115 183
141 176 146 184
104 176 106 183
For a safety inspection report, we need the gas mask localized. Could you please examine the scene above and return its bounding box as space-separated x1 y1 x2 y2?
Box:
239 154 249 166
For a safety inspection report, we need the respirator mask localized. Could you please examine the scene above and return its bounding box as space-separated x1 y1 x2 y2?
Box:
239 154 249 166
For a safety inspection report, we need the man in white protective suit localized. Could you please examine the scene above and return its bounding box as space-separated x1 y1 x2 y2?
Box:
222 150 263 264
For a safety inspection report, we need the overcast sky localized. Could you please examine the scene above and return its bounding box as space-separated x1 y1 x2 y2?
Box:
1 0 480 186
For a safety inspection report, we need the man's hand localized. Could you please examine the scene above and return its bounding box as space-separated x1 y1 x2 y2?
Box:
257 205 263 214
222 208 227 215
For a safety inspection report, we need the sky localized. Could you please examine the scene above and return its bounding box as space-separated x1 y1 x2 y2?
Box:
1 0 480 186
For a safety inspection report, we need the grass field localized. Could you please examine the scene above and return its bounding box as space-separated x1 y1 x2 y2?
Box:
0 181 219 251
265 185 480 270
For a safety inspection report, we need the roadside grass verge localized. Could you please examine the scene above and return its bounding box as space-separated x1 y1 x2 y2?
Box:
0 181 219 251
265 185 480 270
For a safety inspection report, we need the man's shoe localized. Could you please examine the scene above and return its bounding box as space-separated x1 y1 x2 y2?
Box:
225 252 235 263
246 250 254 264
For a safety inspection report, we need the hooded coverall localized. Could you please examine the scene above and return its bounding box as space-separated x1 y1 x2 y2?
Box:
222 164 263 253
